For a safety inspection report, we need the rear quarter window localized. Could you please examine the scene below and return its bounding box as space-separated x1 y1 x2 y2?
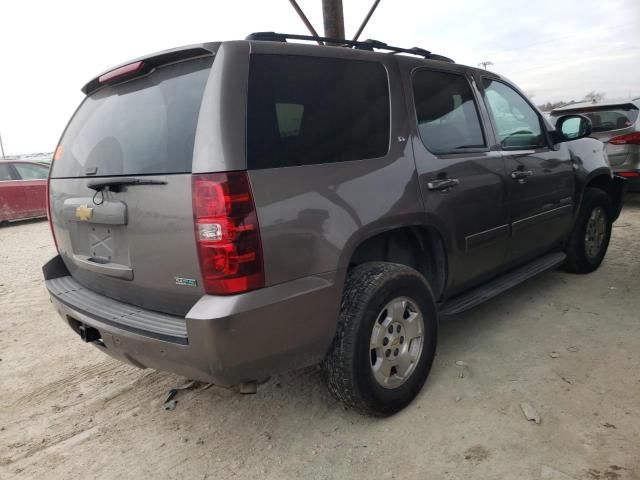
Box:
51 56 213 178
246 55 390 169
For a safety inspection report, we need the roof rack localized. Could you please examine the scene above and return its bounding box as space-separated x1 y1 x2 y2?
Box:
245 32 454 63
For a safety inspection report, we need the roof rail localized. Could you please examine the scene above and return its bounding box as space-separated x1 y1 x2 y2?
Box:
245 32 454 63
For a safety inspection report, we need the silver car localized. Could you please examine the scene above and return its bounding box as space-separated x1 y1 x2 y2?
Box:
551 99 640 190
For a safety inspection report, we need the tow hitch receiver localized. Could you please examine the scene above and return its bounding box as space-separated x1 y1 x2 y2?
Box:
78 324 102 343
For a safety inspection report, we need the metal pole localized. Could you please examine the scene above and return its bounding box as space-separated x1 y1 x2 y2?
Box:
322 0 345 40
352 0 381 41
288 0 324 44
0 132 6 160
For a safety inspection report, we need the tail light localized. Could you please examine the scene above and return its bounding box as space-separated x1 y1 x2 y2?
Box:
617 171 640 178
192 172 264 295
609 132 640 145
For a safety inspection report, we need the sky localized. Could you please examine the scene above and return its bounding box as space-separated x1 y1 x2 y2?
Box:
1 0 638 155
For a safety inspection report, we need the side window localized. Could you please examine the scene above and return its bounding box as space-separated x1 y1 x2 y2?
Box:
482 79 546 149
14 163 49 179
0 163 16 181
247 55 390 169
412 70 485 152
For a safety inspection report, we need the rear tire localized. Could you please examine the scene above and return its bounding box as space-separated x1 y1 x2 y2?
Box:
323 262 437 416
563 188 612 274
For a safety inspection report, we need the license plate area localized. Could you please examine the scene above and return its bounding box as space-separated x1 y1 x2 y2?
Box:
71 222 130 265
62 197 132 273
88 224 116 262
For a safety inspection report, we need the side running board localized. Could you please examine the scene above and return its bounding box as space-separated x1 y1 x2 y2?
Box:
439 251 566 318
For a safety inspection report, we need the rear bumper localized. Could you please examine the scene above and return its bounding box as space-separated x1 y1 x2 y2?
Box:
44 257 342 385
614 170 640 192
624 178 640 193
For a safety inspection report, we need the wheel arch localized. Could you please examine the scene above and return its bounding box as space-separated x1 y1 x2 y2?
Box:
344 225 449 301
586 171 613 194
578 170 624 222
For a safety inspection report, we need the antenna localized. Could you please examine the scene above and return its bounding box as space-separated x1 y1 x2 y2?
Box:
0 131 6 161
478 61 493 70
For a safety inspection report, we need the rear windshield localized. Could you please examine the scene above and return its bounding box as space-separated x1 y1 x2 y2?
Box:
51 56 212 178
551 104 639 133
246 55 390 169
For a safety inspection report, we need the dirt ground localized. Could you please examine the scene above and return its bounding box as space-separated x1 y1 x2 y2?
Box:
1 197 639 480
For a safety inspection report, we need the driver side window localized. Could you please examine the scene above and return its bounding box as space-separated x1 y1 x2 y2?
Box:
483 79 546 149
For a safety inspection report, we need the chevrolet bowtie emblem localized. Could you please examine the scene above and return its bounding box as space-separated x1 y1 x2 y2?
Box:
75 204 93 221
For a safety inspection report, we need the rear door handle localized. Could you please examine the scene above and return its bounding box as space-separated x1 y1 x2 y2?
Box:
427 178 460 191
511 170 533 180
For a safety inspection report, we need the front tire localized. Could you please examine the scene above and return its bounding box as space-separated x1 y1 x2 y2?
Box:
323 262 437 416
563 188 612 273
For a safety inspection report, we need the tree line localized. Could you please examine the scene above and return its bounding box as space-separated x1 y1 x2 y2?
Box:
536 91 606 112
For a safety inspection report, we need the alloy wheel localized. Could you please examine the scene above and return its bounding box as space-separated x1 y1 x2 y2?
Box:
369 297 425 389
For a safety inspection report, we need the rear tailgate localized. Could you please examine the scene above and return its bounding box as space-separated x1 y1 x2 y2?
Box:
595 128 638 169
49 54 214 316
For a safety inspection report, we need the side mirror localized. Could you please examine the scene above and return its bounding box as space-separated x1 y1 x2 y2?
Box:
554 114 592 142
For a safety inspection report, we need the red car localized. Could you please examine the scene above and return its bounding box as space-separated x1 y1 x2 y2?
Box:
0 161 49 223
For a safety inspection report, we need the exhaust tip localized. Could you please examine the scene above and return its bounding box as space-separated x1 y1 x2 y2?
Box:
78 324 102 343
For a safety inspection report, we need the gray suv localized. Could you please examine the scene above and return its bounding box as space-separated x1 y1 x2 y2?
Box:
43 33 624 416
550 99 640 191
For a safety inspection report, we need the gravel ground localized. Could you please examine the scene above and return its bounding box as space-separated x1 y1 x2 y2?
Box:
1 196 639 480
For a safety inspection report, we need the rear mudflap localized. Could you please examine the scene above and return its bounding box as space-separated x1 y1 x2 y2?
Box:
611 175 626 222
42 254 70 280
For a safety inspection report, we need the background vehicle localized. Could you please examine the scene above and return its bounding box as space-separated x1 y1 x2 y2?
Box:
551 99 640 190
0 160 49 223
43 33 624 416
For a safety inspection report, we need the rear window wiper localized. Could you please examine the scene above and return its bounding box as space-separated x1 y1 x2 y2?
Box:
87 177 167 192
